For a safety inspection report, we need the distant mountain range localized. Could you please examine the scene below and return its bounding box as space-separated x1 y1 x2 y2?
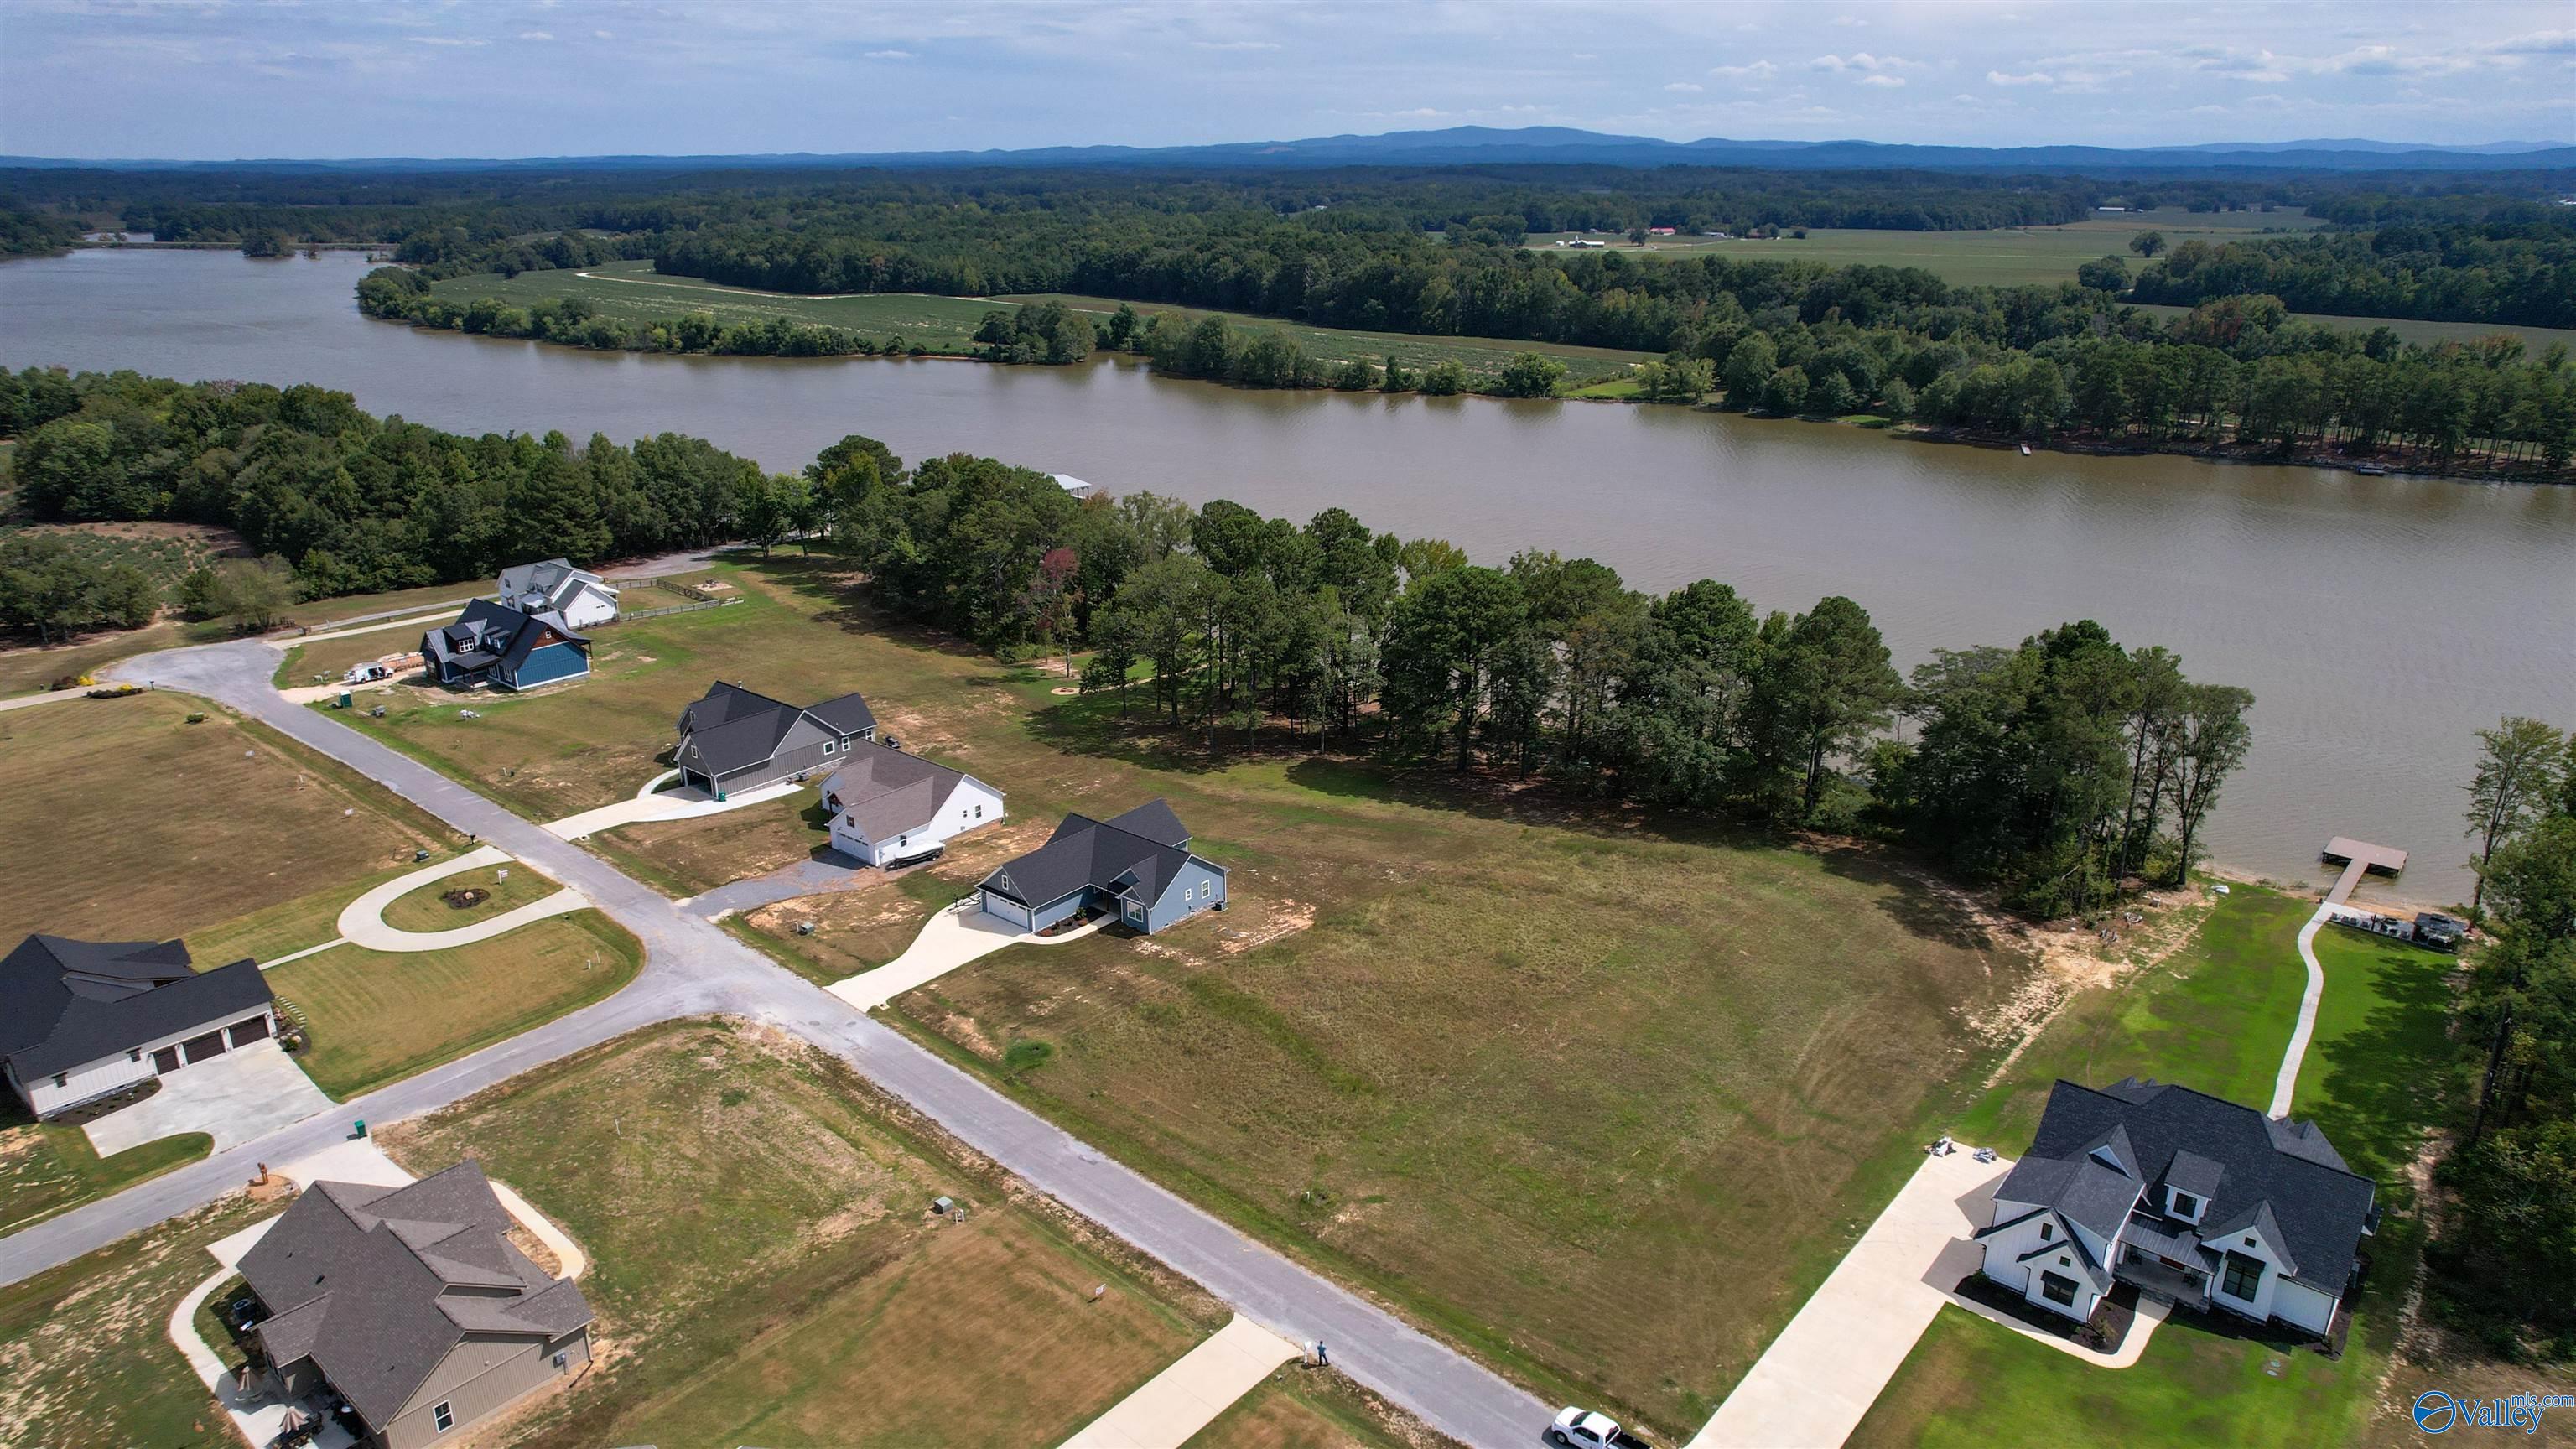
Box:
8 126 2573 174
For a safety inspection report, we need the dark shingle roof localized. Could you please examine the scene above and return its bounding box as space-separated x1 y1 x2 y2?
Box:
1992 1155 2141 1242
1 935 273 1080
1104 798 1190 848
420 600 583 678
977 800 1219 910
673 683 872 780
240 1161 591 1429
2023 1078 2376 1294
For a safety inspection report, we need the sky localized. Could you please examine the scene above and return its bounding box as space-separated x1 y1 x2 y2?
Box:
3 0 2571 160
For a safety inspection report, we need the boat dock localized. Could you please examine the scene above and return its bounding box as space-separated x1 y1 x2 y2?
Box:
2320 836 2407 906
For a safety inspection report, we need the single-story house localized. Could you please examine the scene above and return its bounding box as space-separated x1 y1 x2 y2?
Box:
236 1159 594 1449
419 600 591 692
975 799 1227 935
1 933 278 1118
1975 1078 2376 1337
821 741 1005 866
1050 473 1098 500
496 558 619 630
673 681 876 797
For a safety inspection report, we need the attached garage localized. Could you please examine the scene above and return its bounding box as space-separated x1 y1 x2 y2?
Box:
182 1030 228 1064
228 1015 271 1047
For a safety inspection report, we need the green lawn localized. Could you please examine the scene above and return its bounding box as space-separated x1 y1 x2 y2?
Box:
377 1020 1226 1448
0 1194 270 1448
2126 303 2576 354
0 1104 210 1235
1848 891 2469 1449
423 262 1652 386
377 860 562 932
1182 1373 1424 1448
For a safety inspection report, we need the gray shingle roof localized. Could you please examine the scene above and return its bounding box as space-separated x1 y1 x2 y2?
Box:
240 1160 591 1430
673 683 873 780
420 600 584 679
1992 1155 2142 1242
978 801 1218 911
1 935 273 1080
2023 1078 2376 1294
821 743 991 844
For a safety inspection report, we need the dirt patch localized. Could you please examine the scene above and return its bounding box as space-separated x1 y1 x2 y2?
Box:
506 1222 563 1277
1220 897 1316 954
441 887 490 910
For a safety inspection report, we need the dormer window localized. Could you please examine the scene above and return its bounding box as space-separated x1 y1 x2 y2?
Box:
2168 1189 2202 1222
2039 1221 2054 1241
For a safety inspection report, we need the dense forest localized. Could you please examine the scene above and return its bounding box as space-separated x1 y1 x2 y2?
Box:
2128 215 2576 328
0 201 82 258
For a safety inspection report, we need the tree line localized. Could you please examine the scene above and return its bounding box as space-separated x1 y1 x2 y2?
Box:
0 365 771 603
2127 218 2576 329
2441 718 2576 1345
811 437 2252 917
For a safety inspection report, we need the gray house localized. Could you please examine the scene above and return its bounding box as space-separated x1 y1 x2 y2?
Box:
673 681 877 797
420 600 591 692
236 1159 594 1449
1 933 276 1118
1974 1078 2376 1337
976 799 1228 935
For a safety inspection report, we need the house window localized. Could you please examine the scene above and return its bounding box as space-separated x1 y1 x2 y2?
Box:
2169 1190 2200 1219
2039 1222 2053 1241
129 1049 143 1063
52 1073 67 1088
1200 880 1212 899
974 804 984 818
433 1401 454 1433
2039 1271 2079 1307
823 740 837 755
553 1350 570 1370
2220 1251 2264 1301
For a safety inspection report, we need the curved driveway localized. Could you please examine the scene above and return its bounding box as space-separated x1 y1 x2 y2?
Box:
0 640 1552 1449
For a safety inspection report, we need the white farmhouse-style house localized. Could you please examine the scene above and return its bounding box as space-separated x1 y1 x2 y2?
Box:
819 740 1005 867
1976 1078 2376 1337
1 934 279 1118
497 558 621 630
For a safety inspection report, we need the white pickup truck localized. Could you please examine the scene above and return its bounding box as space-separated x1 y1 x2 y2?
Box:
1549 1406 1652 1448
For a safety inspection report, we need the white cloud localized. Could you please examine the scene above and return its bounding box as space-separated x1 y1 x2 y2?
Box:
1810 52 1913 74
1709 60 1777 79
1192 40 1280 52
1859 73 1905 87
591 29 612 39
1665 80 1703 92
865 49 914 60
407 35 486 48
517 30 553 42
1987 70 2053 86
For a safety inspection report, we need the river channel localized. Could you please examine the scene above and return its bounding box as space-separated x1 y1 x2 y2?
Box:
7 247 2571 901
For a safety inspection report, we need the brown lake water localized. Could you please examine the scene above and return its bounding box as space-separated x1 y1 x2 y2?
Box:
7 247 2572 902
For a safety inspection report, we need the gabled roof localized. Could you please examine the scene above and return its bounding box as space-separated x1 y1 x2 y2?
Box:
1 935 273 1080
420 600 584 677
239 1161 591 1430
2021 1078 2376 1294
497 558 615 610
978 800 1222 911
674 683 875 780
1992 1154 2141 1243
822 742 992 844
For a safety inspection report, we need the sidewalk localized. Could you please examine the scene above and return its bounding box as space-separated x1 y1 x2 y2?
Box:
334 844 589 951
1059 1315 1301 1448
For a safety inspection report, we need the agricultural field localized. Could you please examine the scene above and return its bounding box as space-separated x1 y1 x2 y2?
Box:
0 1194 273 1448
377 1020 1235 1449
2126 303 2576 354
1849 889 2477 1448
423 261 1651 386
341 553 2046 1437
1526 207 2324 288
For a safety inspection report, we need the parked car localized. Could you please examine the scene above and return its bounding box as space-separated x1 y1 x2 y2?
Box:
1550 1406 1652 1448
2414 911 2469 949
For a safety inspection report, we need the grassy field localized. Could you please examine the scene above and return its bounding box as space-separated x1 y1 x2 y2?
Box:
1526 207 2324 288
317 553 2040 1437
0 1194 271 1449
377 1019 1228 1449
0 691 458 946
423 261 1652 386
183 875 642 1100
2126 303 2576 354
377 859 562 931
1184 1373 1423 1449
1847 890 2475 1448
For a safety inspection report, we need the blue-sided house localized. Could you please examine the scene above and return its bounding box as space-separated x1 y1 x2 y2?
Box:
420 600 591 692
975 799 1228 935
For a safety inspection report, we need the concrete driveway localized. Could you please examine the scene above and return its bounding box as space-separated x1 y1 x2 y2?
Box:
84 1042 337 1157
828 904 1105 1011
335 844 589 951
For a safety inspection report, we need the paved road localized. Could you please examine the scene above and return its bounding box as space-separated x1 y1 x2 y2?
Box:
2 641 1555 1449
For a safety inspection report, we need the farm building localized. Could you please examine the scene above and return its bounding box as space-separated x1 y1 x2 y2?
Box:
420 600 591 691
496 558 620 629
975 799 1227 935
673 681 876 796
235 1159 594 1449
821 741 1005 866
1974 1078 2376 1337
0 933 278 1118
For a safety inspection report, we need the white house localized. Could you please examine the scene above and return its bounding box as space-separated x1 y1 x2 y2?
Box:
497 558 620 630
1975 1078 2376 1337
820 740 1005 867
1050 474 1098 501
1 934 280 1118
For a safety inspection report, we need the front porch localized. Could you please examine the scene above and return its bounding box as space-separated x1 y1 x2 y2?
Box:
2116 1245 2211 1306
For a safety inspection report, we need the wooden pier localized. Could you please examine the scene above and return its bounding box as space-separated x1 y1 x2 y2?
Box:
2320 836 2407 905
